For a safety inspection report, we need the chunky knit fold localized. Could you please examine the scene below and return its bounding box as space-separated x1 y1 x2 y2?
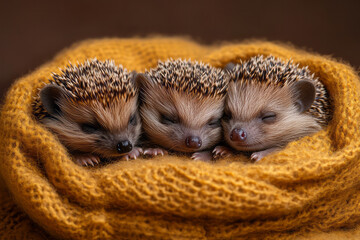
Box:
1 37 360 239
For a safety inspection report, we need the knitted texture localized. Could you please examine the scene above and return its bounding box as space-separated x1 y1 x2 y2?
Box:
1 37 360 240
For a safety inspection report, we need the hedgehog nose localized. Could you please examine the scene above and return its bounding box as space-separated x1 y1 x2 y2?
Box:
230 128 247 142
117 140 132 154
185 136 202 149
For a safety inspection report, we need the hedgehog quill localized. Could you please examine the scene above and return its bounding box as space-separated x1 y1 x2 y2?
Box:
137 59 229 160
217 55 332 161
33 59 142 166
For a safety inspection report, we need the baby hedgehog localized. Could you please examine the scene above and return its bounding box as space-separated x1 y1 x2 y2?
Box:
218 55 332 161
136 59 229 160
33 59 142 166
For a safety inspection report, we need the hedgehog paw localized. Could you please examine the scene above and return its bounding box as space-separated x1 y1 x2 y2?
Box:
251 147 281 162
191 151 213 162
74 154 100 167
143 148 168 157
213 146 233 159
122 147 143 161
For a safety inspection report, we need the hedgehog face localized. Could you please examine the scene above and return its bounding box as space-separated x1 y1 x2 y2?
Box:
136 60 228 154
222 80 321 152
140 88 224 153
40 85 141 158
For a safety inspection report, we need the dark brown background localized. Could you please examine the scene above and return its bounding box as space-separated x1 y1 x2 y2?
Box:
1 0 359 100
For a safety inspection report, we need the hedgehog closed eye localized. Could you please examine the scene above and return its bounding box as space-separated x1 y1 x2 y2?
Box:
129 114 137 125
260 112 277 123
208 118 221 127
160 114 179 125
81 123 101 133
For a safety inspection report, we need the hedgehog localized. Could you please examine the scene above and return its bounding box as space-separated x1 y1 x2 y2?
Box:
215 55 332 161
135 59 229 161
33 59 142 166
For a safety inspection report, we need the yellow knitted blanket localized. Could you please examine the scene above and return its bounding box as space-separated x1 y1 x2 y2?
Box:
1 37 360 240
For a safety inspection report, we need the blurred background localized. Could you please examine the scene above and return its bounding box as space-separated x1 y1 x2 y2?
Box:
1 0 359 100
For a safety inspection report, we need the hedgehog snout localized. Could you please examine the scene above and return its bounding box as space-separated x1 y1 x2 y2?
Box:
185 136 202 149
117 140 133 154
230 128 247 142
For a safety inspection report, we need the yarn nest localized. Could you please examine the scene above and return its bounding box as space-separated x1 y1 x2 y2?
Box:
1 37 360 240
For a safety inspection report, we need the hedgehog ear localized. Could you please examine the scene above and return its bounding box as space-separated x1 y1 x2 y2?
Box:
291 80 316 113
40 84 67 116
224 62 236 72
135 73 153 89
